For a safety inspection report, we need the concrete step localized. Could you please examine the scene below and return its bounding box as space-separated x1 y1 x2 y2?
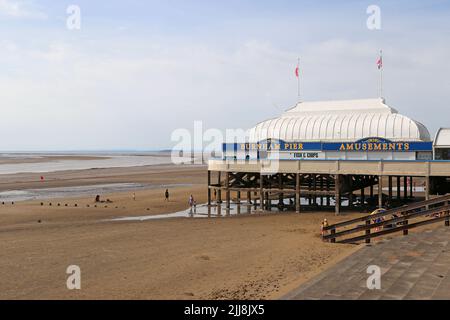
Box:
286 227 450 300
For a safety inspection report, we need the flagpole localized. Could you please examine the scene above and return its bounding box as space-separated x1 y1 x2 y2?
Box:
379 50 383 98
297 57 300 101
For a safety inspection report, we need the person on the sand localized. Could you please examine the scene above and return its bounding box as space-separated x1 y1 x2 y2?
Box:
132 192 136 201
189 195 194 207
321 218 329 237
165 189 169 201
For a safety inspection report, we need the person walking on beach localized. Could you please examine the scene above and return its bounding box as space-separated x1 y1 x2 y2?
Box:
189 195 194 208
165 189 169 201
132 192 136 201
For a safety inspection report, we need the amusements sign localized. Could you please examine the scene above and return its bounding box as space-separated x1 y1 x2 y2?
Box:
223 137 432 153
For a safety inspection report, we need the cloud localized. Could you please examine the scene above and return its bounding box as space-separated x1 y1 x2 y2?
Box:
0 0 47 19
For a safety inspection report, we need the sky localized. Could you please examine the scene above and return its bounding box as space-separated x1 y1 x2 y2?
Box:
0 0 450 151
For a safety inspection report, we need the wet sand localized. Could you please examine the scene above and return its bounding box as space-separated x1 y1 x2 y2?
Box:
0 164 361 300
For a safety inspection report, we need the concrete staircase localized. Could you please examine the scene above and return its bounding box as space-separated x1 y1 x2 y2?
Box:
285 227 450 300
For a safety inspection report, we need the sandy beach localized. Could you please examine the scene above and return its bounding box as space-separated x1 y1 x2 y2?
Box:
0 162 362 300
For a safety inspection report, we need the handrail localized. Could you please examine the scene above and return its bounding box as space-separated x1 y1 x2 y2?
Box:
324 194 450 244
338 214 449 244
323 194 450 231
323 205 448 240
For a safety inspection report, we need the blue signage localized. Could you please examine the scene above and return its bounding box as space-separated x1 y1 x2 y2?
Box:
223 137 432 153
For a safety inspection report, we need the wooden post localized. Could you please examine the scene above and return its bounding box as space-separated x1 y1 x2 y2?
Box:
313 175 317 206
326 178 330 206
361 187 365 208
217 171 222 204
445 201 449 227
225 172 230 210
403 176 408 200
330 228 336 243
378 175 383 208
349 177 354 208
296 173 300 213
308 178 312 206
279 174 283 207
237 191 241 214
409 176 413 198
365 219 371 244
207 170 211 206
403 219 409 236
335 175 341 215
260 173 264 211
320 177 324 207
425 176 430 201
388 176 392 202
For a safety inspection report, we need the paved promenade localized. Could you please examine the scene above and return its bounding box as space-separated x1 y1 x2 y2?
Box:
285 227 450 300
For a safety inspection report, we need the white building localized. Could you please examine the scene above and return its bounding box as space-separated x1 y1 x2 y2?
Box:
224 98 433 161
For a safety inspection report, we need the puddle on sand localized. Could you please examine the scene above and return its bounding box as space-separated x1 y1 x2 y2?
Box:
110 202 261 222
110 196 349 222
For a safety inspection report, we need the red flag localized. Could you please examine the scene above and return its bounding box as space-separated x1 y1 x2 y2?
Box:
377 55 382 69
295 66 299 78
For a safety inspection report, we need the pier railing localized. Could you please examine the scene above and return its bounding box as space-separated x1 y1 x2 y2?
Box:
324 194 450 244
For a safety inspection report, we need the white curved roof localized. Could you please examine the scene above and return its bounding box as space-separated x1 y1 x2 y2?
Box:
434 128 450 147
248 98 430 142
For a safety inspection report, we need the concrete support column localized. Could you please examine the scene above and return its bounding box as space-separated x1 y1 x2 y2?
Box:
296 173 301 213
378 175 383 208
335 174 341 215
247 191 251 204
397 176 401 200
